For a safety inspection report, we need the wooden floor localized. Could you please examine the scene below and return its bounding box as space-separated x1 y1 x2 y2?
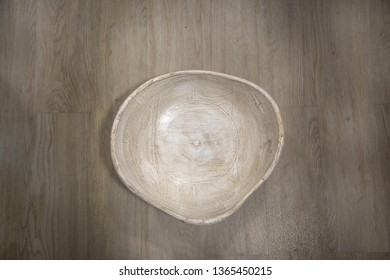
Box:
1 0 390 259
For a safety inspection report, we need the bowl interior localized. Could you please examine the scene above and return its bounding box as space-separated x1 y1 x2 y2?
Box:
112 72 282 223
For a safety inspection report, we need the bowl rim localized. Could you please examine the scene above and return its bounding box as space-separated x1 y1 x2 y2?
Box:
111 70 284 224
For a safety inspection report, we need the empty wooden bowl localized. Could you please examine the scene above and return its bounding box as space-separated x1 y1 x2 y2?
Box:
111 71 284 224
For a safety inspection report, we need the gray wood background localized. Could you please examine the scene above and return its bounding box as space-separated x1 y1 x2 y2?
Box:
1 0 389 259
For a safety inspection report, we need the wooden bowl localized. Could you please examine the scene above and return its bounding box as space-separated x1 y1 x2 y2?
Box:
111 71 284 224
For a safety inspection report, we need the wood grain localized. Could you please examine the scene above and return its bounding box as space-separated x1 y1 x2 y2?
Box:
87 0 150 259
34 0 95 113
1 0 390 259
19 113 89 259
263 106 334 259
0 0 36 259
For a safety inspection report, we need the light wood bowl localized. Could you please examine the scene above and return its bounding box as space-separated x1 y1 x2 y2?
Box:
111 71 284 224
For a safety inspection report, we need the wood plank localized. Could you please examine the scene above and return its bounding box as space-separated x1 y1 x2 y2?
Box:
0 0 36 259
33 0 95 113
262 106 334 259
18 113 89 259
87 0 151 259
310 0 390 252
